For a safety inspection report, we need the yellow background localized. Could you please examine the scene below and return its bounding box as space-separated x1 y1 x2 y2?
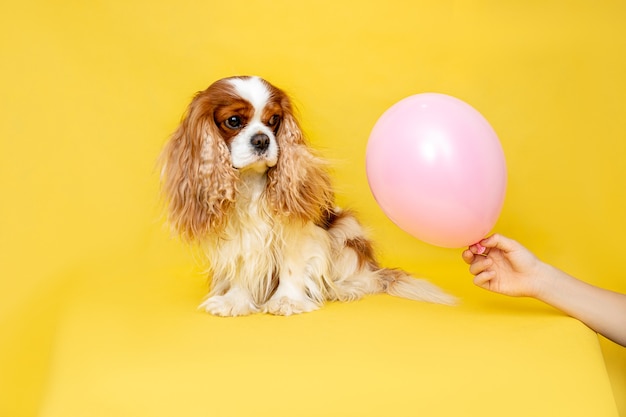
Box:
1 0 625 416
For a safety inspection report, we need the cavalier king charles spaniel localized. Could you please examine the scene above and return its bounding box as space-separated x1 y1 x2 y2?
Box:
161 76 456 316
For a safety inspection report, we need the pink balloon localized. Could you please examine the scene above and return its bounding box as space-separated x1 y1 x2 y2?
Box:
366 93 507 248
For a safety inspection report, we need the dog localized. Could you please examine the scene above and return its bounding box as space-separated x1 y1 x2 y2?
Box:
160 76 456 316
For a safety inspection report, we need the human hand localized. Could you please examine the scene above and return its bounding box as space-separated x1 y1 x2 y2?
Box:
462 234 546 298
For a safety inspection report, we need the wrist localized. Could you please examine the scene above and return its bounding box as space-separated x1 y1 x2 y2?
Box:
530 262 560 302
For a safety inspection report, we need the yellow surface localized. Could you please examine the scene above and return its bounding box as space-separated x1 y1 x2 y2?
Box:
1 0 625 416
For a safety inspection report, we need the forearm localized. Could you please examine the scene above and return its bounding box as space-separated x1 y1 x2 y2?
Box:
535 264 626 346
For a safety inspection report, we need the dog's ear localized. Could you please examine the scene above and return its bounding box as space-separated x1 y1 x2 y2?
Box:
160 92 239 241
266 100 335 225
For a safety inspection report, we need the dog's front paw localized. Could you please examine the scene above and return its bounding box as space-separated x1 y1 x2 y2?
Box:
263 296 319 316
199 293 259 317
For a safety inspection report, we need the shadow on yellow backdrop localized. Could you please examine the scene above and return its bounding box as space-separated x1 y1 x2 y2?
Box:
1 0 625 416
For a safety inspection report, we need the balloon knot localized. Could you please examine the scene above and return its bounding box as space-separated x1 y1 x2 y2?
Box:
474 242 486 255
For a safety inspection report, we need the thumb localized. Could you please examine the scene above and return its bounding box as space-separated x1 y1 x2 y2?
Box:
480 234 519 254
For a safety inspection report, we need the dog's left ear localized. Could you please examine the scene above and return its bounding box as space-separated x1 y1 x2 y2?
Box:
266 99 335 225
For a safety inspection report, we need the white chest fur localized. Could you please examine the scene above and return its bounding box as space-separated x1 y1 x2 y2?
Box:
205 172 281 305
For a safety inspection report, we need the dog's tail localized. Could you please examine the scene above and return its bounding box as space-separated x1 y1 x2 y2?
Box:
378 268 457 305
329 261 457 305
325 209 457 305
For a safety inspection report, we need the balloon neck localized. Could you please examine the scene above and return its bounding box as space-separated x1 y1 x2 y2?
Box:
474 242 486 255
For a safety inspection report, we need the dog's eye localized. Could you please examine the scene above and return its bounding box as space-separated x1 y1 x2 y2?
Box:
268 115 281 127
224 116 243 129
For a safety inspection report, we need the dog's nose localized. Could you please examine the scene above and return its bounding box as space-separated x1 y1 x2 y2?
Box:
251 133 270 152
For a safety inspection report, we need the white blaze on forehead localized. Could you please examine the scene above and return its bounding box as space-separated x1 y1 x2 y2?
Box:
228 77 270 116
226 76 279 170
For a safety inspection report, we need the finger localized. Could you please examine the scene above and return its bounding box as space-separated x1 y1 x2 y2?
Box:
469 256 493 276
473 270 496 288
462 249 475 264
480 233 518 253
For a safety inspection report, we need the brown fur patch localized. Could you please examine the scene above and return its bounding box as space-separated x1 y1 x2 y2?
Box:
318 208 342 230
346 236 379 270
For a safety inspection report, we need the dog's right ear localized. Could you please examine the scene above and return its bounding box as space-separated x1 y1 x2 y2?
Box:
160 92 239 241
